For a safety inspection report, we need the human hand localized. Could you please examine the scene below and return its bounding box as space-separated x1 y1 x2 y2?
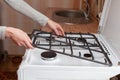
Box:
5 27 34 49
46 19 65 36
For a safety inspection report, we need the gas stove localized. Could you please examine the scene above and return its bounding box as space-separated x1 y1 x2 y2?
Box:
30 30 112 66
17 1 120 79
17 30 120 80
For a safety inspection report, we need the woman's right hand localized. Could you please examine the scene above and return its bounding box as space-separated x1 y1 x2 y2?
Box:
5 27 34 49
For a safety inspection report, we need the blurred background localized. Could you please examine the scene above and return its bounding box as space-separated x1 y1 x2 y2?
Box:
0 0 105 55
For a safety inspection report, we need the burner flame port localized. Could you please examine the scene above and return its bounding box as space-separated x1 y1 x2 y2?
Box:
41 51 57 61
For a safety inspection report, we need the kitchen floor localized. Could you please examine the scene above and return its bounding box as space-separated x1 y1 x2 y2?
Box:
0 7 99 80
0 55 22 80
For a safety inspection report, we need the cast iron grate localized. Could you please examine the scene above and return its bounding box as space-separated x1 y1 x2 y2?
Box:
31 30 112 66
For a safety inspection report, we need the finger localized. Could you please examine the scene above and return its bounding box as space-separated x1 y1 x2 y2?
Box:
15 42 22 46
57 28 64 36
11 37 22 46
25 34 32 44
27 42 34 49
57 30 62 36
60 27 65 36
24 33 34 48
54 29 59 36
20 42 28 49
24 40 34 49
57 26 64 36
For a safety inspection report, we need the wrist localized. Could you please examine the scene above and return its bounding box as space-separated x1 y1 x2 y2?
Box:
5 27 14 38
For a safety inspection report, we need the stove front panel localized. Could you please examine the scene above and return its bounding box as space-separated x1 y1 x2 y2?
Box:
18 66 120 80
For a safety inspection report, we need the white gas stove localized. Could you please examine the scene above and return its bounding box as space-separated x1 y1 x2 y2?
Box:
17 30 120 80
18 0 120 80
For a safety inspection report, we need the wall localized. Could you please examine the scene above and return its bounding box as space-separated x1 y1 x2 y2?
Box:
47 0 73 8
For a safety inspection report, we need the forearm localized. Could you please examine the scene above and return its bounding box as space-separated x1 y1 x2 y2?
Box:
0 26 6 40
4 0 49 26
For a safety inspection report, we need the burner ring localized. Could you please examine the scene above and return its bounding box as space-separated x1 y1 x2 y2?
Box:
84 53 92 58
41 51 57 61
77 37 87 43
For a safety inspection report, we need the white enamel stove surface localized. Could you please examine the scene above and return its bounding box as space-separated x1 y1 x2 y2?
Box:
17 33 120 80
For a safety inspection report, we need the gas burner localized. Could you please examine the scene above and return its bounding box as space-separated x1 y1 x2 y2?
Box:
84 53 92 58
77 37 87 43
41 51 57 61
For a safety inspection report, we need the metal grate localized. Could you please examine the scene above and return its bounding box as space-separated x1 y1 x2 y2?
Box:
31 30 112 66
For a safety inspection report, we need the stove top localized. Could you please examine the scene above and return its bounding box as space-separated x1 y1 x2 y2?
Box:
30 30 113 66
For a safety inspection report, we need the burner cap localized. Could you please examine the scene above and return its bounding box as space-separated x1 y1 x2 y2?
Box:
41 51 57 61
84 53 92 58
77 38 86 43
